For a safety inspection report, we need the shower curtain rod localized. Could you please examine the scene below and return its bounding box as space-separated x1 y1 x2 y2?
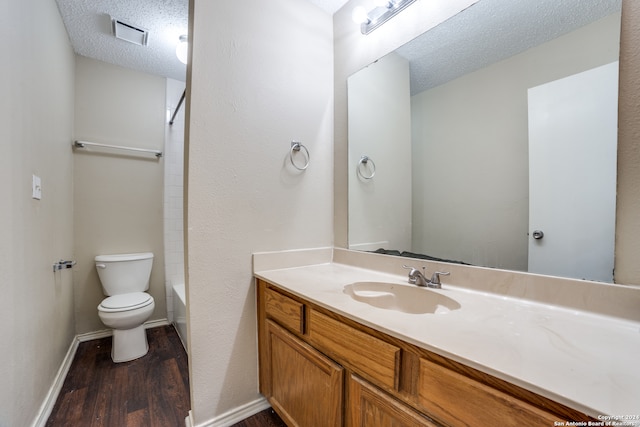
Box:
73 140 163 158
169 89 186 126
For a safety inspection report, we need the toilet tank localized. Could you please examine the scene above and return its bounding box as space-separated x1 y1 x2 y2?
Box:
95 252 154 296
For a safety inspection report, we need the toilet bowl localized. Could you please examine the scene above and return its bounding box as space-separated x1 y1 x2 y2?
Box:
98 292 155 362
95 252 155 363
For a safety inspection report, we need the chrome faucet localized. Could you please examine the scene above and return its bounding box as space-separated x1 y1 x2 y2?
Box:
403 265 450 289
429 271 450 288
402 265 429 286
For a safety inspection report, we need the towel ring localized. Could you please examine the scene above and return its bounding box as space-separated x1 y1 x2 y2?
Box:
357 155 376 180
290 141 310 171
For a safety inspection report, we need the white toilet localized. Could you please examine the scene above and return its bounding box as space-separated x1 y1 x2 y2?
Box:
95 252 156 363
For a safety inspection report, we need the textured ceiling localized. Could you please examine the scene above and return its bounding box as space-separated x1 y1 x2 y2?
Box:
54 0 347 82
54 0 618 88
55 0 188 82
395 0 622 95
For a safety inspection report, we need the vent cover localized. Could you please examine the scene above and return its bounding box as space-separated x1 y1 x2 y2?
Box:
111 17 149 46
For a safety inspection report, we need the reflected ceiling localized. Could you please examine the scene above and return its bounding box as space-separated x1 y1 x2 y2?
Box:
396 0 621 94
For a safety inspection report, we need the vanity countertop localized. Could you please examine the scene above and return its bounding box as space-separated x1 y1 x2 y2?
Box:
254 257 640 422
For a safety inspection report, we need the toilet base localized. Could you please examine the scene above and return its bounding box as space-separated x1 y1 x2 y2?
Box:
111 324 149 363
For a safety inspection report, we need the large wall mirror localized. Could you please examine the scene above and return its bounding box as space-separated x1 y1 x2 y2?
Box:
348 0 622 282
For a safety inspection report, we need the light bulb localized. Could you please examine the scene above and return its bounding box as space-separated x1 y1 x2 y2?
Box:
176 35 188 65
351 6 369 24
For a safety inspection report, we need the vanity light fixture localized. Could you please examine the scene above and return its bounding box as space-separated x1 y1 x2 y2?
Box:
176 35 188 65
352 0 418 35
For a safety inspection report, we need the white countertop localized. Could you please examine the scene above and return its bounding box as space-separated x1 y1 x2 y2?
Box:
255 260 640 422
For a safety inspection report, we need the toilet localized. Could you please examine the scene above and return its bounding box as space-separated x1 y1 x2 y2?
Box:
95 252 155 363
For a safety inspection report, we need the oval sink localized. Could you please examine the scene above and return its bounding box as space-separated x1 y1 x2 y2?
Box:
343 281 460 314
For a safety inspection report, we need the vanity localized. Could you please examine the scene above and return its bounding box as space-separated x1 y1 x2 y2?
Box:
254 248 640 427
252 1 640 425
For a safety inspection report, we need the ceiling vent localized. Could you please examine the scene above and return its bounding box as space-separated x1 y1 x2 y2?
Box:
111 17 149 46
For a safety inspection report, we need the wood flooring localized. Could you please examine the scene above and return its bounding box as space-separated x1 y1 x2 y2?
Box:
230 408 287 427
46 325 190 427
46 324 286 427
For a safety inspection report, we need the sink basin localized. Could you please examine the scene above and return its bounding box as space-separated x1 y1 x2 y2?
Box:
343 282 460 314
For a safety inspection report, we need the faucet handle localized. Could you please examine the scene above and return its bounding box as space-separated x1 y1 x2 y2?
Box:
402 265 417 283
402 264 425 274
403 265 426 285
430 271 450 285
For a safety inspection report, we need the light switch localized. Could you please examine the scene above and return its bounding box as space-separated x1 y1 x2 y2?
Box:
32 175 42 200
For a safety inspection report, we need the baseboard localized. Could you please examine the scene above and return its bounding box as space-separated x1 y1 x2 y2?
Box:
145 318 170 329
33 319 172 425
76 328 112 342
76 318 170 342
31 336 80 427
185 411 195 427
190 397 271 427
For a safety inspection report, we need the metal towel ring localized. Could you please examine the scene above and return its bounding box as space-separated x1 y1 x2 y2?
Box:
289 141 310 171
357 155 376 180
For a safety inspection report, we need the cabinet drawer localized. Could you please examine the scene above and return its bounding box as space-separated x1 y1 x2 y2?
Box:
308 309 400 390
418 358 557 426
265 287 304 334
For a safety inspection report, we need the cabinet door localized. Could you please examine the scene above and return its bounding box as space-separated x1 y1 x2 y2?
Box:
267 320 344 427
348 374 438 427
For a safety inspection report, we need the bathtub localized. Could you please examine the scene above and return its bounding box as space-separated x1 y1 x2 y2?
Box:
172 283 188 351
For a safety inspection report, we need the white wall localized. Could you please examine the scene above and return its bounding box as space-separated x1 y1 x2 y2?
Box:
410 14 620 271
348 53 412 251
164 79 186 323
0 0 76 425
73 56 167 334
186 0 334 423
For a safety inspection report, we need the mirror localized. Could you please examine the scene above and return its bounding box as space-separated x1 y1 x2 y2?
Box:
348 0 622 282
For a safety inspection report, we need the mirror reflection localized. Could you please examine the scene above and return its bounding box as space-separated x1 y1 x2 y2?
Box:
348 0 621 282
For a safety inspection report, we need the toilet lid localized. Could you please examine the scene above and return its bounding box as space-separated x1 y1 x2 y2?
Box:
99 292 153 312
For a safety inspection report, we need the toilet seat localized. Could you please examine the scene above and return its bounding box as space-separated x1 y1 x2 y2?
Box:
99 292 153 313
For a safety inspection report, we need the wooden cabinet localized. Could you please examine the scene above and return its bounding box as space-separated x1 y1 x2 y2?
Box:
264 287 304 334
266 320 343 427
417 357 557 426
348 374 437 427
308 308 400 390
257 279 593 427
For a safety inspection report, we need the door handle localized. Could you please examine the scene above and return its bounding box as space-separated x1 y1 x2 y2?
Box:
532 230 544 240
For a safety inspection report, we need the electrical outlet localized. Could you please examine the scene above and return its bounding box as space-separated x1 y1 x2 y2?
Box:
32 175 42 200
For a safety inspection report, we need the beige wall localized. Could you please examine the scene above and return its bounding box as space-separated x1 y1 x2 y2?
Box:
73 56 166 334
410 14 619 271
335 0 640 286
186 0 334 423
348 52 412 251
0 0 76 425
615 0 640 284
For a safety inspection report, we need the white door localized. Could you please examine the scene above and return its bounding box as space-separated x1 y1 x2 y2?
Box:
527 62 618 282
